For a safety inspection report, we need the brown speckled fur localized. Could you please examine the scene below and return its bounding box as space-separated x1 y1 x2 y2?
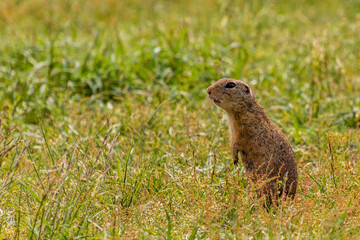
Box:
207 78 298 201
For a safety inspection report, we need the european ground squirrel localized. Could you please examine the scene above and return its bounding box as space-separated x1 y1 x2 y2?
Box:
207 78 298 201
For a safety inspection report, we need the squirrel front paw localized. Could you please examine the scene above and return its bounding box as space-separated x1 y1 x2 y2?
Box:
233 158 239 166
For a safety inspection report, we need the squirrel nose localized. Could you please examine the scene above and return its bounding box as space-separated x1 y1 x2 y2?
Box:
207 87 212 95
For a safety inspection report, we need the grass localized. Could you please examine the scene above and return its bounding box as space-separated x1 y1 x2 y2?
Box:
0 0 360 238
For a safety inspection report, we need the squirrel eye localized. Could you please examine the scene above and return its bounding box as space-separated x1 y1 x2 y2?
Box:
225 82 236 88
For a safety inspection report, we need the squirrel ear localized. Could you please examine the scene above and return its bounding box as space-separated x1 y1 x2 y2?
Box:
243 85 251 96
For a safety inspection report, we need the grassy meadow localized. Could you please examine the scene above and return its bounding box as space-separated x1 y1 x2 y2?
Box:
1 0 360 238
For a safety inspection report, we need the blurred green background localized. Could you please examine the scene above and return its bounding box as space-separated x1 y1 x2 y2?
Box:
1 0 359 126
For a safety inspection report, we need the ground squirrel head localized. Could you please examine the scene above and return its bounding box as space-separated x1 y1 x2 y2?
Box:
207 78 256 112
